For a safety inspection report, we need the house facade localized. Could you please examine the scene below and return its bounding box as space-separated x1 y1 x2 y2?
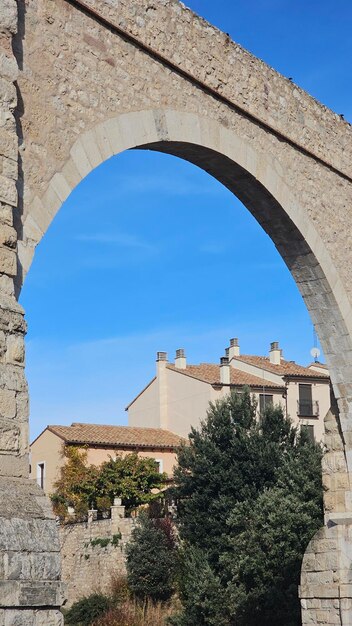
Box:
127 339 331 441
30 423 183 495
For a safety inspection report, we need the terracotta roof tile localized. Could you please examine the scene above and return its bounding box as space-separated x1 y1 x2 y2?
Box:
167 363 284 388
47 423 184 449
234 355 329 379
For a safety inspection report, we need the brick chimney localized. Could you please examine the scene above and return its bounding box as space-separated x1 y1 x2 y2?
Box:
228 337 240 359
220 356 230 384
175 348 186 369
269 341 281 365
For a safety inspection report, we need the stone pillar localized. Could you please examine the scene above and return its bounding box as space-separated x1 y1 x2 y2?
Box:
88 509 98 523
300 404 352 625
111 497 125 531
0 1 64 623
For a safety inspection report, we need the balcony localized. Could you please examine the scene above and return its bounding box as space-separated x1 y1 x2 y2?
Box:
297 400 319 418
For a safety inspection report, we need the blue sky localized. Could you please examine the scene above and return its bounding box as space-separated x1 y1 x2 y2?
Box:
21 1 351 439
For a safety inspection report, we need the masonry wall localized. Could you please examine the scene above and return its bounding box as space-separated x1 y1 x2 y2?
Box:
60 514 134 607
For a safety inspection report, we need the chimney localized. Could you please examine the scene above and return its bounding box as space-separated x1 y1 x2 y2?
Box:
156 352 168 429
156 351 168 376
269 341 281 365
228 337 240 359
175 348 186 369
220 356 230 384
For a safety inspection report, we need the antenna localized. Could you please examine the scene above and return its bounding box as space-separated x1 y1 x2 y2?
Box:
310 347 320 362
310 327 320 362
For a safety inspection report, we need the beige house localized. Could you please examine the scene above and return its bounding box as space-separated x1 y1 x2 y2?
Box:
30 423 183 496
127 339 331 442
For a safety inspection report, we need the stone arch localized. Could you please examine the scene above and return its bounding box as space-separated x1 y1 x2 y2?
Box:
22 108 352 394
19 108 352 626
1 0 352 622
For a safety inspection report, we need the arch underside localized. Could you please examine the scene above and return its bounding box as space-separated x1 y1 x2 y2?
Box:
23 119 352 435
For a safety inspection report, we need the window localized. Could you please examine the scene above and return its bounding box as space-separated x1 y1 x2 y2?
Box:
155 459 163 474
259 394 273 415
37 462 45 490
298 384 318 417
301 424 315 442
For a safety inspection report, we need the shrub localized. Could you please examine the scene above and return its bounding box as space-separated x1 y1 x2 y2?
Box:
126 513 176 604
96 496 111 512
92 600 176 626
65 593 111 625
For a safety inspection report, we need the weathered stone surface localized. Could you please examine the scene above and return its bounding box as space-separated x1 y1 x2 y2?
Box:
0 51 18 83
0 0 351 622
0 609 64 626
0 551 61 582
0 246 16 276
0 389 16 418
60 515 134 606
0 175 16 207
0 0 18 35
6 334 24 364
0 422 19 452
0 204 13 227
0 129 17 161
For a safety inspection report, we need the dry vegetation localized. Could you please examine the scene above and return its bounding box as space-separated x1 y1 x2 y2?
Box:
91 576 179 626
92 602 175 626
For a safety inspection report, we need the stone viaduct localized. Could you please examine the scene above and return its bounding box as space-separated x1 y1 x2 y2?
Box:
0 0 351 623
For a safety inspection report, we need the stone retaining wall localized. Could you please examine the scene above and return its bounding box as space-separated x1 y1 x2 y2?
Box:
60 505 134 607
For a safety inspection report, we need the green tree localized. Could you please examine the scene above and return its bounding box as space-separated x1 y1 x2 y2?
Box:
126 512 176 606
172 389 323 625
170 546 231 626
51 448 167 519
65 592 110 625
51 446 98 520
94 453 167 512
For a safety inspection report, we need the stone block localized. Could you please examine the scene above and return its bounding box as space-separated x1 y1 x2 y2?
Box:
1 609 64 626
0 51 18 82
0 0 18 35
0 276 14 297
0 130 17 162
0 389 16 418
1 155 17 181
0 246 16 276
0 580 64 607
0 422 19 452
0 205 13 227
0 364 26 392
0 174 17 206
0 225 16 249
6 335 24 365
0 518 60 552
0 454 28 478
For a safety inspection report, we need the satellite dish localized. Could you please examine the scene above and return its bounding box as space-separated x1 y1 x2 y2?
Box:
310 347 320 361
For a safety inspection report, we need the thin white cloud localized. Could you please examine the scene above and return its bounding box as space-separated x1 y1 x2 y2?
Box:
116 174 225 197
76 232 156 252
199 242 228 255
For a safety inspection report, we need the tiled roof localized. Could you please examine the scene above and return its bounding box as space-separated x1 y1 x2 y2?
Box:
47 423 183 449
167 363 285 388
234 355 329 379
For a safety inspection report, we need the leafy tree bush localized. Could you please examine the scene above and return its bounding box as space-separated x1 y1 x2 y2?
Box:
51 446 98 520
94 453 167 512
51 448 167 519
126 512 176 605
172 389 323 625
65 593 110 625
